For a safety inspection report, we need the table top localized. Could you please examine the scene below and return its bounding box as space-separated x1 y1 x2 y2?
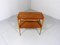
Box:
17 12 44 19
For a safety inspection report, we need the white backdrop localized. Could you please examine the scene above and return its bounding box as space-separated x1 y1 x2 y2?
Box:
31 0 60 20
0 0 60 21
0 0 30 21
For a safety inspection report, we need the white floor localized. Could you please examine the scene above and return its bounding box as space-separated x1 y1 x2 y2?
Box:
0 15 60 45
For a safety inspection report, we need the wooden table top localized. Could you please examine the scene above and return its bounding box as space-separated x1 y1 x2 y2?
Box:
17 12 44 19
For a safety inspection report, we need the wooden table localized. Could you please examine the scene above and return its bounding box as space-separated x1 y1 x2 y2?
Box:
17 12 44 35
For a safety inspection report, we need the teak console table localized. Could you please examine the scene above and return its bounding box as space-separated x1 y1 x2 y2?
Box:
17 12 44 35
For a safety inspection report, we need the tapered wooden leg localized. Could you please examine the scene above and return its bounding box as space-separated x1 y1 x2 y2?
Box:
18 22 21 35
39 27 42 35
39 19 44 35
37 21 42 35
17 19 21 36
19 28 21 36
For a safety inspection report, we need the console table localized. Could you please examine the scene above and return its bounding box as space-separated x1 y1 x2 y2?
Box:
17 12 44 35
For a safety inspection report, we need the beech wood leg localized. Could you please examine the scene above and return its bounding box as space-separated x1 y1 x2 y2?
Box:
19 28 21 35
18 19 21 35
39 19 44 35
37 21 42 35
39 27 42 35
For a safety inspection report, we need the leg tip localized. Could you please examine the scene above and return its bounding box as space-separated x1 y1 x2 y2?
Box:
39 33 41 35
19 33 21 36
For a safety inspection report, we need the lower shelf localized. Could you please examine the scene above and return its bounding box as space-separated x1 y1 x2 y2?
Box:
19 21 42 28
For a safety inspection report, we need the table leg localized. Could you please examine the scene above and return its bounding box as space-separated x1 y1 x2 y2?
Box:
19 28 21 35
18 19 21 35
39 19 44 35
39 21 42 35
37 21 42 35
39 27 42 35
